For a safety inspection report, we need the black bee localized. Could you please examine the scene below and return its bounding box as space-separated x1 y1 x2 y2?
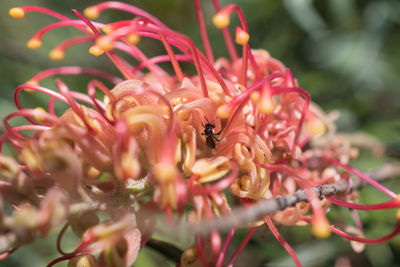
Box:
201 117 222 149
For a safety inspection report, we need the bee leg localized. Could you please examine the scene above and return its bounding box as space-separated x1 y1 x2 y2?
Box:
213 135 222 142
215 130 222 135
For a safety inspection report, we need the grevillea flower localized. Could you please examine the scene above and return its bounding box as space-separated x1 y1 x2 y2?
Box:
1 1 399 266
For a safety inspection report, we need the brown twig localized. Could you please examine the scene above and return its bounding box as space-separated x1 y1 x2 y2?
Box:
184 162 400 236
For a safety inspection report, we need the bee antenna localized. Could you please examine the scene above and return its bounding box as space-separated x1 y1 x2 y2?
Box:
204 116 210 123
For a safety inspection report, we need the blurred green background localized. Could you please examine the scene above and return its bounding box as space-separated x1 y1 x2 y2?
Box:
1 0 400 266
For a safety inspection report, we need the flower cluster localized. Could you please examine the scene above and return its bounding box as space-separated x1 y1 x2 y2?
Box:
1 1 399 266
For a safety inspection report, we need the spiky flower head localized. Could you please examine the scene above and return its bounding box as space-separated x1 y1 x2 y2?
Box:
1 1 399 266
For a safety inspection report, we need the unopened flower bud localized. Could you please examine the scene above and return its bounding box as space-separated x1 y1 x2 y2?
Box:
260 90 275 115
101 238 128 267
0 232 17 255
83 164 101 181
153 163 177 183
192 157 230 184
14 205 40 232
38 188 69 235
0 155 20 182
71 211 100 237
82 214 136 254
68 255 97 267
19 143 45 176
13 172 35 196
306 117 325 136
180 246 198 266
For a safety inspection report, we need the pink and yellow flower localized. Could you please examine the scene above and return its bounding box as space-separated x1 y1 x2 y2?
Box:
1 1 399 266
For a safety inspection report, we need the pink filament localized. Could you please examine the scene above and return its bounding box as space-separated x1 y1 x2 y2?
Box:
218 4 262 83
14 84 67 126
56 222 71 255
195 0 215 64
195 237 208 267
88 1 167 29
331 221 400 244
215 228 236 267
132 54 193 74
158 32 184 83
0 247 17 260
131 26 234 96
326 195 400 210
54 36 93 53
30 20 101 41
219 4 249 85
72 9 135 80
271 86 311 154
325 158 398 199
211 0 238 61
103 21 235 97
226 227 258 267
258 163 329 237
3 109 60 141
265 216 303 267
0 125 50 154
18 6 70 20
301 216 400 244
87 80 114 124
113 42 171 87
29 66 123 85
46 254 78 267
55 79 94 132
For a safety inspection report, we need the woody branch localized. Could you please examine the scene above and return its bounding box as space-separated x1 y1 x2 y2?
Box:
185 162 400 235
